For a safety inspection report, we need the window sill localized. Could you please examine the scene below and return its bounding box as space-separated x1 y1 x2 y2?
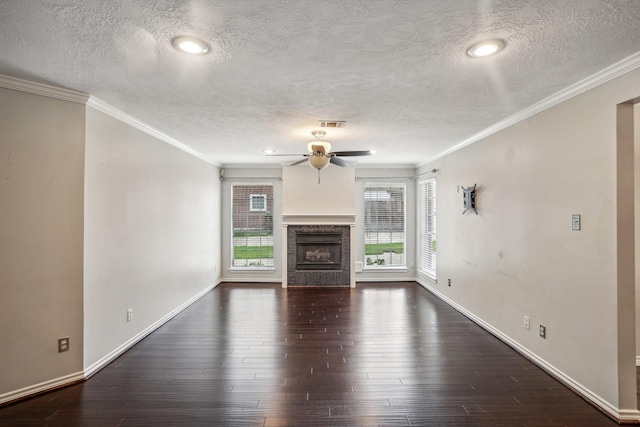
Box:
362 266 408 273
418 271 437 284
228 267 275 273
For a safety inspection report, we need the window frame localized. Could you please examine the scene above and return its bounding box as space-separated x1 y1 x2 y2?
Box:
363 182 407 269
230 183 274 270
418 177 436 279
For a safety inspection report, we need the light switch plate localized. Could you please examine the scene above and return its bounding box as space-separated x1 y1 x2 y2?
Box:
571 214 581 231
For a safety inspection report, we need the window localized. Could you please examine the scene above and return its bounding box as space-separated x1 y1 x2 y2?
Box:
232 184 274 268
418 178 436 278
249 194 267 212
364 183 406 267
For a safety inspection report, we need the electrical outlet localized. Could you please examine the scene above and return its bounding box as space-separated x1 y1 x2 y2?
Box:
524 316 530 330
539 325 546 339
448 279 451 287
127 309 133 322
58 337 69 353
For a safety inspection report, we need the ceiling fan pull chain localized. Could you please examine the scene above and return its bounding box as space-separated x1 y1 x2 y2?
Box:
317 169 321 184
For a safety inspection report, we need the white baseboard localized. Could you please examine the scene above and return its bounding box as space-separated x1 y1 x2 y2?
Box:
355 276 418 283
84 281 221 378
416 279 640 423
220 277 283 283
619 409 640 423
2 281 221 406
0 371 85 406
221 276 419 284
2 281 221 405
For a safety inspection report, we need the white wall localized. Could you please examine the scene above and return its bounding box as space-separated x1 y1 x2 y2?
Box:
0 88 85 397
418 68 640 416
282 164 356 215
83 107 220 371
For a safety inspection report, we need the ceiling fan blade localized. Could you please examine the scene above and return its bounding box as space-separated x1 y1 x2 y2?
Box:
330 156 349 167
330 150 373 157
289 158 308 166
266 153 307 156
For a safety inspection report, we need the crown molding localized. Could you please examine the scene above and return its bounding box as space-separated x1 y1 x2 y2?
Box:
417 51 640 168
87 96 217 166
0 74 89 104
0 74 216 166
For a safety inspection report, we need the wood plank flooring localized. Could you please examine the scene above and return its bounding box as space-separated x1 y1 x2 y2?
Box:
0 282 620 426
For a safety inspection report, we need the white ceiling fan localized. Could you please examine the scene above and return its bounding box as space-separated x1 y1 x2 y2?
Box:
267 130 374 183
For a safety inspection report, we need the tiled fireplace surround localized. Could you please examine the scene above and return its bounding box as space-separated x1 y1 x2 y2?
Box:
281 214 356 287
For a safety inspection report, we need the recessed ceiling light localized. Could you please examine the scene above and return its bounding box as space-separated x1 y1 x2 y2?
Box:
263 149 275 155
467 39 506 58
171 36 211 55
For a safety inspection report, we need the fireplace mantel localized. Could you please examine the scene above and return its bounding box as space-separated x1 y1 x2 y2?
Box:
282 214 356 226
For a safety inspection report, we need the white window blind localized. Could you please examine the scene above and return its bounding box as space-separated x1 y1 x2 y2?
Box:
232 184 274 268
418 178 436 278
364 183 406 267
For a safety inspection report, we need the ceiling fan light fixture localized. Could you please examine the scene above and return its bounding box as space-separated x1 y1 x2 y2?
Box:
467 39 505 58
172 36 211 55
309 155 330 170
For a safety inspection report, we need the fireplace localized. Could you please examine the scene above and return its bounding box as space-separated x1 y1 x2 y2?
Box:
296 232 342 270
286 224 351 287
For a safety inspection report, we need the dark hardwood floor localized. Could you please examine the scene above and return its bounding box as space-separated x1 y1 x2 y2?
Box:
0 282 620 426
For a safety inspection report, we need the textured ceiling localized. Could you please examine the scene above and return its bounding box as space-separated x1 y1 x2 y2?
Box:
1 0 640 167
